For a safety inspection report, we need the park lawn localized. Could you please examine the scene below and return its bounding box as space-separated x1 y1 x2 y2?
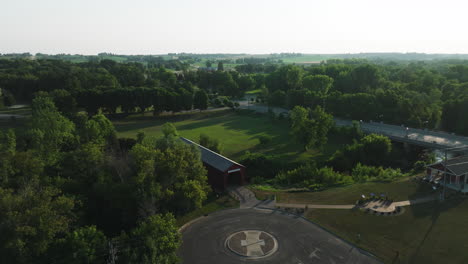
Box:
245 89 262 95
0 106 31 116
251 177 435 204
176 194 238 227
281 54 331 64
113 110 345 163
306 197 468 264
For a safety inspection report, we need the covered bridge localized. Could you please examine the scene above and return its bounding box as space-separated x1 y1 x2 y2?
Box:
180 137 246 190
426 155 468 192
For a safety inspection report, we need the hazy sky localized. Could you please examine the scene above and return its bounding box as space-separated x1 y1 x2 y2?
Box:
1 0 468 55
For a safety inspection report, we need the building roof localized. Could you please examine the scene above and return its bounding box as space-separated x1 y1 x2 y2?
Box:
180 137 245 172
427 155 468 176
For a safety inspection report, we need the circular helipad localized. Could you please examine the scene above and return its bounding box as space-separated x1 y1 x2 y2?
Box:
225 230 278 258
179 208 380 264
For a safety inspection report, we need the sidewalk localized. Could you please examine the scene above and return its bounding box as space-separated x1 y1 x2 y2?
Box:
274 195 437 213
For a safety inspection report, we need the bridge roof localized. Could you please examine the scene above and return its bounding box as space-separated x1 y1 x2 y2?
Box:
180 137 245 172
428 156 468 176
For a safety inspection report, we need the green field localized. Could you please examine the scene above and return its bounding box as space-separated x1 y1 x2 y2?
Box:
251 176 434 204
306 196 468 264
113 110 346 162
280 54 332 64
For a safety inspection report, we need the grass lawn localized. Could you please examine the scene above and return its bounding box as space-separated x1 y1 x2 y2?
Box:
280 54 331 64
245 89 262 95
0 106 31 116
113 110 347 163
176 194 238 227
306 197 468 264
251 176 435 204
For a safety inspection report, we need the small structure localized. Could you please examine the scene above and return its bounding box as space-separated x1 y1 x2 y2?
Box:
426 156 468 192
180 137 246 190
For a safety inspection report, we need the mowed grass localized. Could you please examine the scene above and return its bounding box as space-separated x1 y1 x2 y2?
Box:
306 197 468 264
113 110 346 162
280 54 332 64
251 177 435 204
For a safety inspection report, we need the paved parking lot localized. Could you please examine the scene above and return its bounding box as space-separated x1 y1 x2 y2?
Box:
179 208 380 264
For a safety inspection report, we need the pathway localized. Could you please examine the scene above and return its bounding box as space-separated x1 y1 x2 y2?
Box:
274 195 438 213
276 203 354 209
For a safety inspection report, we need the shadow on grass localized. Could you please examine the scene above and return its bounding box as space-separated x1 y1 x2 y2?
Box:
407 193 465 263
113 110 232 134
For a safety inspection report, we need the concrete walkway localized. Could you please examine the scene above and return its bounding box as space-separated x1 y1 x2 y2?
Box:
274 195 438 213
276 203 355 209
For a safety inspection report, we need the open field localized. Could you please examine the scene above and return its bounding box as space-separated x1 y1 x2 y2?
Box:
113 110 348 162
251 177 435 204
280 54 331 63
306 197 468 264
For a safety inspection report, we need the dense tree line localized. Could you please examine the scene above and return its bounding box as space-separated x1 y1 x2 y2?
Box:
256 61 468 135
0 58 253 114
0 94 210 263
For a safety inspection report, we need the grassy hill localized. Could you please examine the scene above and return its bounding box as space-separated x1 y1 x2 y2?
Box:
113 110 347 163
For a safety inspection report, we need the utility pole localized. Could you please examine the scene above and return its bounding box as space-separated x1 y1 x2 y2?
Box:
441 148 447 201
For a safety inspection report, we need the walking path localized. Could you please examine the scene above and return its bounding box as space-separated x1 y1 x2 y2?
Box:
276 203 354 209
229 183 437 213
274 195 438 213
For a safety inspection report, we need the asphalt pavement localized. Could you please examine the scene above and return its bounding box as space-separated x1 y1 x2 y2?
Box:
179 208 380 264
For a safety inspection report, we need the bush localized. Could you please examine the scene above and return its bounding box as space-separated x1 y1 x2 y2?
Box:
199 133 222 153
273 163 353 188
240 152 282 179
258 135 272 145
351 163 404 182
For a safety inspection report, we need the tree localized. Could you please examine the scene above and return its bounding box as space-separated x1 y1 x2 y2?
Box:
199 133 222 153
0 185 75 263
289 106 333 150
82 113 117 145
130 138 210 216
217 61 224 71
205 60 212 68
30 96 76 165
360 134 392 165
302 75 333 96
161 122 178 138
0 129 16 186
309 105 334 148
118 213 181 264
53 226 107 264
193 90 208 111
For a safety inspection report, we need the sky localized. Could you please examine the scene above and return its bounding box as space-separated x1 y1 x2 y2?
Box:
1 0 468 55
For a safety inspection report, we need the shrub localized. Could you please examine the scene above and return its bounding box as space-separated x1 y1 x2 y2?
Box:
199 133 222 153
273 164 353 188
258 135 272 145
240 152 282 179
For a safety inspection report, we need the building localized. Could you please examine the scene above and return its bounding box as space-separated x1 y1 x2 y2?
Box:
426 155 468 192
180 137 246 190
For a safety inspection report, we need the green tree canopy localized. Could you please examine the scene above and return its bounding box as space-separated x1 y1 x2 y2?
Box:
118 213 181 264
0 185 75 263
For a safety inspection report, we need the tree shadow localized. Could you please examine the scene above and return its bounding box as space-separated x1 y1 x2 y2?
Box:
407 194 465 262
114 110 232 134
